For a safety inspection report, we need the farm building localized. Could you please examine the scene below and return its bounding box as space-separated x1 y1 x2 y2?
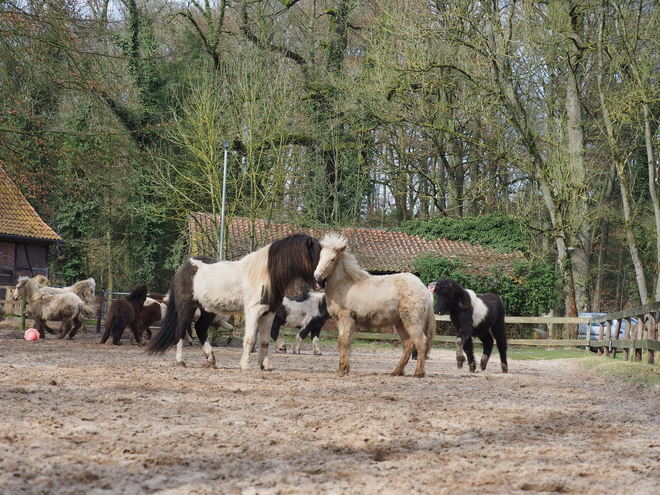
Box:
0 167 61 290
187 213 525 275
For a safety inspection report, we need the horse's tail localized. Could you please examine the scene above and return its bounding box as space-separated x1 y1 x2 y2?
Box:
80 301 98 318
424 303 436 359
146 285 178 355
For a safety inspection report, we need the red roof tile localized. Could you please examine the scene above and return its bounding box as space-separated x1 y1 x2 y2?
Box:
0 167 60 241
189 214 524 274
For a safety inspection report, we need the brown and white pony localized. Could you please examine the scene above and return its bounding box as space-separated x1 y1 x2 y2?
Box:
13 277 97 339
313 233 435 377
146 234 321 370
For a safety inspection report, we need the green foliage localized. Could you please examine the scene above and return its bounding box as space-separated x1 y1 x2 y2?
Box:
400 214 531 253
413 254 559 316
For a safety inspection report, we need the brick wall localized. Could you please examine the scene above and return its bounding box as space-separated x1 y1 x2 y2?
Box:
0 242 14 267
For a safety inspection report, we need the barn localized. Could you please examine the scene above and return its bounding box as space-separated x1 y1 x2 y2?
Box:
0 167 61 293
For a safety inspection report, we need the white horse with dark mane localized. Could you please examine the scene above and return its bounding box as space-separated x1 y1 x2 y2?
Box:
313 233 435 377
146 234 321 370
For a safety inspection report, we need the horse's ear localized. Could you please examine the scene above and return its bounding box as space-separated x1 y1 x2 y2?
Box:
337 245 346 254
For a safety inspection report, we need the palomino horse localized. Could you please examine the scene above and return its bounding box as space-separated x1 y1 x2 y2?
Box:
13 277 97 339
313 233 435 377
430 279 508 373
146 234 321 370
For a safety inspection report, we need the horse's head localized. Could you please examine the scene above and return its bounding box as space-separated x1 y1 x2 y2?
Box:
314 233 347 289
433 279 459 315
12 278 29 300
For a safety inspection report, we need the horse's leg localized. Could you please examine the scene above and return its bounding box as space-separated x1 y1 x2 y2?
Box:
58 320 71 340
410 325 428 378
271 318 287 353
34 317 46 339
455 326 472 370
128 320 142 346
174 306 197 368
101 313 115 344
240 308 262 370
194 310 217 368
493 323 508 373
309 323 323 355
293 331 303 354
257 313 275 371
392 322 413 376
337 318 355 375
463 337 477 373
68 317 82 340
479 332 494 371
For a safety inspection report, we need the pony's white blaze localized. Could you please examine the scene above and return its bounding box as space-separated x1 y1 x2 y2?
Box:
467 289 489 326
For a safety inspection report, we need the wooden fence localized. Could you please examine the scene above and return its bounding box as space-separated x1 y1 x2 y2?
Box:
2 285 659 364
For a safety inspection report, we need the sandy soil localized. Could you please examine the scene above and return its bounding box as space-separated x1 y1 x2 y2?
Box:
1 323 659 495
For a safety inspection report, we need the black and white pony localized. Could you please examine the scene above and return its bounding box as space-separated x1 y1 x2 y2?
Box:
270 292 330 355
146 234 321 370
430 279 508 373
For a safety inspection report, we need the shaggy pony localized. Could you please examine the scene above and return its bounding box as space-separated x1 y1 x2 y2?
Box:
13 277 97 339
314 233 435 377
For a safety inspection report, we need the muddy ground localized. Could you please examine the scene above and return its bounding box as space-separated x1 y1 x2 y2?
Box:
1 322 659 495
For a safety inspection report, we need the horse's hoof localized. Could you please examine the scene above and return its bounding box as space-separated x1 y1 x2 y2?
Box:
313 351 322 356
391 370 404 376
226 337 233 345
414 371 426 378
202 362 216 369
176 361 187 368
469 364 477 373
501 364 508 373
456 362 464 369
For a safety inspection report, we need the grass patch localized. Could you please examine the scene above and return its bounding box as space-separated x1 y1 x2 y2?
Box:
506 347 587 361
581 356 660 389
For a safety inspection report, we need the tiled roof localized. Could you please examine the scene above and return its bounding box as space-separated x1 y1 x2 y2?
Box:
0 167 61 241
189 214 525 274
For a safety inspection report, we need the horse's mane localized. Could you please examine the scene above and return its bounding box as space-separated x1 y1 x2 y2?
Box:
244 234 321 311
321 233 369 283
127 284 148 301
72 278 96 298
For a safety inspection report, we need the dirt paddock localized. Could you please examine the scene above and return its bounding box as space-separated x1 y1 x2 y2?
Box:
1 323 659 495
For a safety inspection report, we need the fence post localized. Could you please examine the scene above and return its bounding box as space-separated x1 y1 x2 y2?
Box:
95 289 105 335
634 313 644 362
647 312 656 365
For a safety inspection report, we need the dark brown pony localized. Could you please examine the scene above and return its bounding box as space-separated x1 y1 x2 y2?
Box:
100 284 148 345
146 234 321 371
